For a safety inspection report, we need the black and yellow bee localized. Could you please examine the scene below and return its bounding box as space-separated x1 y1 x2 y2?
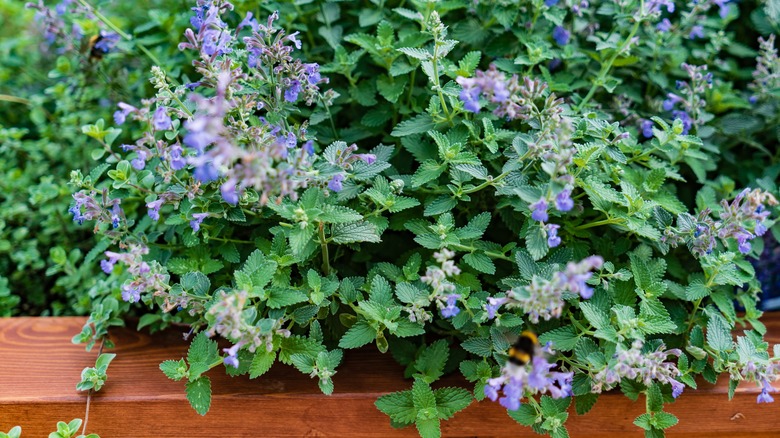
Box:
507 331 539 366
85 31 120 60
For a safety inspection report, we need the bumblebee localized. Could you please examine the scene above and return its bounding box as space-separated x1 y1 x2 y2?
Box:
85 31 120 60
507 331 539 366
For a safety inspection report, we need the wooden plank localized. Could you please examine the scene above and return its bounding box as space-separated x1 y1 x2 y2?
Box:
1 316 779 437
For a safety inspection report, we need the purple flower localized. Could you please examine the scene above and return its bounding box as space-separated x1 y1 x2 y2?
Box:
486 297 508 319
758 381 775 403
169 144 186 170
194 162 219 183
113 102 136 125
672 110 692 135
547 224 561 248
238 12 259 32
328 174 345 192
689 25 705 40
552 26 570 46
220 181 239 205
284 80 302 102
121 285 141 303
714 0 730 18
302 140 315 155
153 106 173 131
223 344 240 369
441 294 461 318
304 63 322 85
459 86 482 113
735 230 753 254
484 383 499 401
641 120 654 138
755 220 768 237
749 95 758 104
146 199 164 221
530 198 549 222
286 32 302 50
100 259 115 274
190 213 210 232
670 378 684 398
131 150 147 170
110 204 122 229
545 0 559 5
656 18 672 32
555 189 573 212
663 93 683 111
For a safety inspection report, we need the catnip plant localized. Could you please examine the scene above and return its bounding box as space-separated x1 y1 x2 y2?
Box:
21 0 779 436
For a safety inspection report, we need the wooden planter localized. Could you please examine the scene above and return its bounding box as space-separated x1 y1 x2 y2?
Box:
1 316 779 437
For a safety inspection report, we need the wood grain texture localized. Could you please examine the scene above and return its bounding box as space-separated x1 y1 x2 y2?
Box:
1 316 779 437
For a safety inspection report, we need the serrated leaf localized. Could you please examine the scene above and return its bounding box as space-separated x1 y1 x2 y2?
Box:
185 377 212 415
392 114 436 137
249 350 276 379
461 337 492 357
339 320 376 348
539 325 579 352
434 387 472 420
331 221 382 244
463 252 496 274
412 160 447 187
376 390 417 424
414 340 449 383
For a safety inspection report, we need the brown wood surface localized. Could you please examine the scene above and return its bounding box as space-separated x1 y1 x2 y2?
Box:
1 316 779 437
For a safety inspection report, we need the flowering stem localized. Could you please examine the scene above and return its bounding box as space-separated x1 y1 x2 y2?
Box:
574 16 642 112
450 243 513 261
318 93 338 138
318 222 331 276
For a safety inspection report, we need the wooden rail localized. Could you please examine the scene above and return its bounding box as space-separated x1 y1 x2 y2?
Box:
1 316 779 437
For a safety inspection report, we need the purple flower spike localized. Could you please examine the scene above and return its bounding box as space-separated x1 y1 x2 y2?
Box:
641 120 654 138
146 199 164 221
223 344 241 369
670 378 684 399
113 102 136 125
220 182 239 205
285 80 302 102
486 296 508 319
441 294 461 318
121 285 141 303
689 25 705 40
657 18 672 33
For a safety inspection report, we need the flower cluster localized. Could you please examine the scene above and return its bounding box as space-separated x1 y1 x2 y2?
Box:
69 190 123 230
664 188 777 256
726 355 780 403
457 65 564 122
100 244 169 304
749 35 780 103
487 256 604 323
661 63 713 135
591 340 684 397
206 290 291 358
484 345 573 410
420 248 462 318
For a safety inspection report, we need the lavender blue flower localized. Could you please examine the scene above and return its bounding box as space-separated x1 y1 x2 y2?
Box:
220 181 239 205
441 294 461 318
113 102 136 125
656 18 672 32
93 31 120 54
121 285 141 303
223 344 241 368
530 198 549 222
190 213 210 232
689 25 705 39
131 150 147 170
153 106 173 131
552 26 570 46
146 199 164 221
285 80 302 102
328 174 345 192
555 189 573 212
641 120 654 138
546 224 561 248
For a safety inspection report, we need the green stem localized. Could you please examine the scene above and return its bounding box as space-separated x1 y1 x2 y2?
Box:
0 94 30 105
318 222 331 275
573 218 624 231
450 243 512 261
574 15 642 112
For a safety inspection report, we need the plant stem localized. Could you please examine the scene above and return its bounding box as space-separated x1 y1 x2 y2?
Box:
573 218 624 231
0 94 30 105
318 222 331 275
574 16 642 112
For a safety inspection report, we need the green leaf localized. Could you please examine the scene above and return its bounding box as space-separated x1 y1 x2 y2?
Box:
414 339 449 383
392 114 436 137
249 350 276 379
434 387 472 420
375 390 417 424
415 418 441 438
463 252 496 274
646 384 663 413
338 320 376 348
320 205 363 224
187 332 219 380
526 225 549 260
185 377 212 415
412 160 447 187
539 325 579 352
160 359 187 381
412 379 438 413
508 404 538 425
397 47 431 60
181 271 210 296
706 314 733 352
653 412 679 429
331 221 382 244
461 336 492 357
266 288 308 308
